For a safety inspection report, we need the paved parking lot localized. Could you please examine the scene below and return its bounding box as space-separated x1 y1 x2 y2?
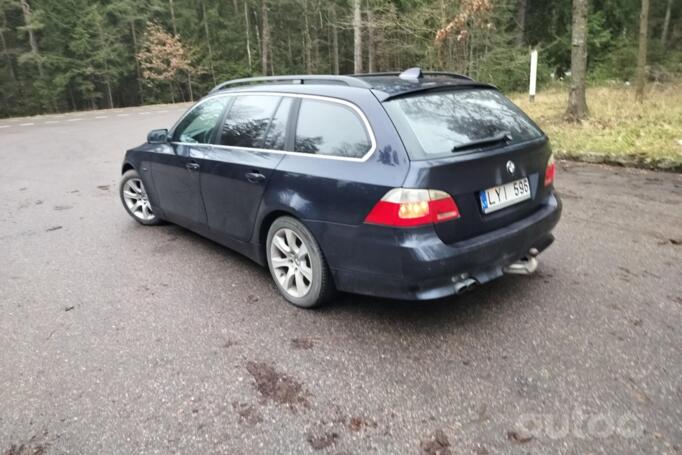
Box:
1 106 681 454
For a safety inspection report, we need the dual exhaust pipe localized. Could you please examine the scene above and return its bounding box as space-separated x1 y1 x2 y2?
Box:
453 248 540 295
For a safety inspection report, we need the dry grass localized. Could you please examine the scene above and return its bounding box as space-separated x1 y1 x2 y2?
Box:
510 82 682 171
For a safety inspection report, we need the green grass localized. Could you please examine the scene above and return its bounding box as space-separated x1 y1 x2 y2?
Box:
509 82 682 171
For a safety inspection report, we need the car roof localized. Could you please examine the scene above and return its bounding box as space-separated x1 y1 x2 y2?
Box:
207 68 495 102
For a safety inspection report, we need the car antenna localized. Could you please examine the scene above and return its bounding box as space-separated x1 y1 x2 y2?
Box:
398 67 423 82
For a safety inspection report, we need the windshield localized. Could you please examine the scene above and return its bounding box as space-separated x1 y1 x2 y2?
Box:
384 88 543 160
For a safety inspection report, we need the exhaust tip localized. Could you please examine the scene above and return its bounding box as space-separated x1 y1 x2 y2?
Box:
454 277 478 295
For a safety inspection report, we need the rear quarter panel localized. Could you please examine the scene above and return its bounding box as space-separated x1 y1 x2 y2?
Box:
251 91 411 264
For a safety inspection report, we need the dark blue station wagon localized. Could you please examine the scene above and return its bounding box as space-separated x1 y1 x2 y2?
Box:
120 68 561 308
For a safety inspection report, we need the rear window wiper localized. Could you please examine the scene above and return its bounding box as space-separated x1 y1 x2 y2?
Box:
451 131 512 153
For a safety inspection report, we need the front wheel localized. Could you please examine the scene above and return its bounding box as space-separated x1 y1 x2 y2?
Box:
119 169 162 226
266 217 336 308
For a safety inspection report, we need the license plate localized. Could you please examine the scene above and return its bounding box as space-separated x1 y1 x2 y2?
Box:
479 177 531 214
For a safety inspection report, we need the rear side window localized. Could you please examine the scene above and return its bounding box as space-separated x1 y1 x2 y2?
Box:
172 97 229 144
294 99 371 158
384 89 543 160
219 95 281 148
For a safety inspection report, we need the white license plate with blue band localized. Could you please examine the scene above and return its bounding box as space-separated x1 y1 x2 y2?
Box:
479 177 531 214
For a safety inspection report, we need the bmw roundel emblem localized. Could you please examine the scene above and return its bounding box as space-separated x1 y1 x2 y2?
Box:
506 160 516 175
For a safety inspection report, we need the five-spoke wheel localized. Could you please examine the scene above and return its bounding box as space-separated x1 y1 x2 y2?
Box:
270 228 313 298
119 169 161 225
266 217 335 308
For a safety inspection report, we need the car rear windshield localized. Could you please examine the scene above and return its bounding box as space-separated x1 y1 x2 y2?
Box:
383 88 543 160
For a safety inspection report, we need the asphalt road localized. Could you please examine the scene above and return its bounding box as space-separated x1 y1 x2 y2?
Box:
1 105 681 455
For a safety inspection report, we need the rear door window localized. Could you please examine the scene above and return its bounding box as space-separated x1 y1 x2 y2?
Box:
384 89 543 160
262 97 293 150
294 99 371 158
219 95 281 148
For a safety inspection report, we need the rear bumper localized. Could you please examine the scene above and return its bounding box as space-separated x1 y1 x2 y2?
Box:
306 192 562 300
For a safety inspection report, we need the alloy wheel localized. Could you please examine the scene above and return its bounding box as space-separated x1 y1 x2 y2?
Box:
122 178 156 222
269 228 313 298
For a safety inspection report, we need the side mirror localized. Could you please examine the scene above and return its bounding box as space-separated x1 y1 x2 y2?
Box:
147 128 169 144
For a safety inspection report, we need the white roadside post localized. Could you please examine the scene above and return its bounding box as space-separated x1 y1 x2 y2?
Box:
529 48 538 102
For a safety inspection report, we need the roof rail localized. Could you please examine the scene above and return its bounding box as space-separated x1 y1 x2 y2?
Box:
350 70 474 82
209 75 372 93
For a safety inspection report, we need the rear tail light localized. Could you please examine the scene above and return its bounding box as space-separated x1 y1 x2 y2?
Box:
364 188 460 227
544 155 556 187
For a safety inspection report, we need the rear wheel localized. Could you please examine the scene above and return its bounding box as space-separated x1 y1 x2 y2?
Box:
119 169 162 226
266 216 336 308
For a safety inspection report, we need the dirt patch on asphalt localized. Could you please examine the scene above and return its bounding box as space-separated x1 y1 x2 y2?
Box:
420 429 451 455
245 361 310 410
232 402 263 426
306 431 339 450
348 416 377 432
291 337 314 350
507 430 534 444
3 433 48 455
3 445 46 455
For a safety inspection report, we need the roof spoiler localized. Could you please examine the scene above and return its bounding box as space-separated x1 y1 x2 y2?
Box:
350 68 474 82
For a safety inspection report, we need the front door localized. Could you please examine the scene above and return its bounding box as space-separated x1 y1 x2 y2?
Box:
151 96 230 228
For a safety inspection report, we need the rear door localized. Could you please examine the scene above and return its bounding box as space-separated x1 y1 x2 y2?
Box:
198 94 290 242
383 88 554 243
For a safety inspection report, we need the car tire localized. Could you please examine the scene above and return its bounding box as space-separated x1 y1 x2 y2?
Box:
266 216 336 308
119 169 163 226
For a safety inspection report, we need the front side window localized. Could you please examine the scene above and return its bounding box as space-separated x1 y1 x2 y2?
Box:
219 95 281 148
294 99 371 158
172 97 229 144
384 88 543 160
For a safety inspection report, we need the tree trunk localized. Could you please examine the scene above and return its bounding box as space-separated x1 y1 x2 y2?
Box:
353 0 362 73
329 2 339 75
565 0 589 121
253 8 262 62
97 20 114 109
244 0 253 71
19 0 43 78
660 0 672 49
366 1 375 73
515 0 527 45
438 0 448 70
130 21 144 104
0 11 16 84
201 0 217 85
169 0 178 36
304 0 313 74
261 0 270 75
635 0 649 102
187 70 194 101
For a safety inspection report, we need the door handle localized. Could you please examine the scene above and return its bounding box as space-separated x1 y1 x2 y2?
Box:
185 162 200 171
245 171 266 183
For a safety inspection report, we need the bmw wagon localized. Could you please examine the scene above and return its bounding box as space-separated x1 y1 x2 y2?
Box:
119 68 562 308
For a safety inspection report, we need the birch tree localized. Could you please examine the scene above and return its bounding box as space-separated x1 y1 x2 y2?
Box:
353 0 362 73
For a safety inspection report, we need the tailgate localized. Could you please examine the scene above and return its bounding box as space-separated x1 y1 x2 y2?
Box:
403 138 554 244
383 86 554 244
